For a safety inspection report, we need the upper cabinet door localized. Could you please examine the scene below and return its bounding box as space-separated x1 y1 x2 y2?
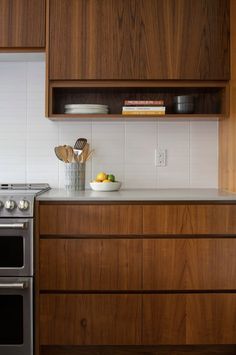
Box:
0 0 45 48
49 0 229 80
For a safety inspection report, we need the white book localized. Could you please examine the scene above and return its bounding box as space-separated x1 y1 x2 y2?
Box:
122 106 166 111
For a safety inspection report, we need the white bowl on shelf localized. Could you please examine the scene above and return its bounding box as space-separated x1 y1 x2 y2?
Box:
90 181 122 191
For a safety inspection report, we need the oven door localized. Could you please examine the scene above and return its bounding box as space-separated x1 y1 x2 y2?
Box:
0 219 33 276
0 277 33 355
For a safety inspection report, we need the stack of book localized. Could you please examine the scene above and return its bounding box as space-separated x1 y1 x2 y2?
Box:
122 100 165 115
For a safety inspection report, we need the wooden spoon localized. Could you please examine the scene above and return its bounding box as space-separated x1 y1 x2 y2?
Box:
80 143 90 163
54 147 63 161
66 145 74 163
58 145 68 162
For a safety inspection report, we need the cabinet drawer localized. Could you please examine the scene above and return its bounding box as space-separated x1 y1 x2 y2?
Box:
143 239 236 290
143 205 236 235
40 294 142 345
39 204 142 235
40 239 142 290
143 294 236 345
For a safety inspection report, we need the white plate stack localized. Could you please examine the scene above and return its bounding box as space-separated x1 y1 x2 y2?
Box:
65 104 109 114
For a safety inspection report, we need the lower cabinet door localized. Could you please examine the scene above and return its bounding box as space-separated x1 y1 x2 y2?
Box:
187 294 236 344
40 294 142 345
143 294 236 345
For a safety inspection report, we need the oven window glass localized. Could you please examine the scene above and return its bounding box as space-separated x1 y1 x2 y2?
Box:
0 236 23 267
0 295 23 344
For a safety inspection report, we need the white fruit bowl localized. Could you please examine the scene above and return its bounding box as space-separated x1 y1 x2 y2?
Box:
90 181 122 191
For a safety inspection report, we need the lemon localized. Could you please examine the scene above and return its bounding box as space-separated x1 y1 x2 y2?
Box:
103 179 111 183
96 172 107 181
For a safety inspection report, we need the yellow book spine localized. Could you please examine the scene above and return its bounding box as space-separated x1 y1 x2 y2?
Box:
122 111 165 115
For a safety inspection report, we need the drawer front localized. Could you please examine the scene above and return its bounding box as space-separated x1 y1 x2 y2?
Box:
143 205 236 235
40 294 142 345
40 204 142 235
143 294 186 345
143 239 236 290
40 239 142 290
143 294 236 345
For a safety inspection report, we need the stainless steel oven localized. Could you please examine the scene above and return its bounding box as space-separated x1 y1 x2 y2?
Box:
0 277 33 355
0 183 50 355
0 219 33 277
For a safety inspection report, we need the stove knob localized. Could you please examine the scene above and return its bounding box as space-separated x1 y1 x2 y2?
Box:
18 200 30 211
5 200 16 211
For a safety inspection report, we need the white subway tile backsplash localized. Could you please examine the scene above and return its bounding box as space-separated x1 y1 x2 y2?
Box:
125 122 157 165
190 121 218 187
157 122 190 187
0 61 219 188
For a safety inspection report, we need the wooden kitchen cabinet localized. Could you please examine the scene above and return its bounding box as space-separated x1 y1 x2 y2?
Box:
39 204 142 235
40 238 142 290
0 0 45 49
38 202 236 354
40 294 142 345
143 204 236 235
48 0 229 80
143 238 236 290
143 294 236 345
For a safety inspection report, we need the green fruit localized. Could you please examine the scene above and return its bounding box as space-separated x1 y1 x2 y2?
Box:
108 174 115 182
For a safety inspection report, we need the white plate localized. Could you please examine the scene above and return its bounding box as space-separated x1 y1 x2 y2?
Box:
65 104 108 108
65 111 108 114
90 181 121 191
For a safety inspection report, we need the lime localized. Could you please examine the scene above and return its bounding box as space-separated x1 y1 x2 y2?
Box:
108 174 115 182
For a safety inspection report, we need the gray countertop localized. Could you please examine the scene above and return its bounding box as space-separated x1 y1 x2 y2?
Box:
36 188 236 202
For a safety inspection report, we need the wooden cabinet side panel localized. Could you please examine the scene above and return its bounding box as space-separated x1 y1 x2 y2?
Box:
40 239 142 290
39 204 142 235
143 205 236 235
0 0 45 48
40 294 142 345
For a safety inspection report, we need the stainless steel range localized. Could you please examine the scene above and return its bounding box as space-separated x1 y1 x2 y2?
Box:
0 183 50 355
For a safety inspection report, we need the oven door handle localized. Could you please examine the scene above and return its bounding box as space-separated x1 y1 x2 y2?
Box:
0 282 28 290
0 222 27 229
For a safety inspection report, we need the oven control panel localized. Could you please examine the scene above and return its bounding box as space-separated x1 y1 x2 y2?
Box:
0 195 34 217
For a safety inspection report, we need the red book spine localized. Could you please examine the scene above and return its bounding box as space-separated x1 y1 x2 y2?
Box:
124 100 164 106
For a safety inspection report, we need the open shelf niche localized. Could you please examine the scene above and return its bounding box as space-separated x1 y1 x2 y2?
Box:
47 81 229 121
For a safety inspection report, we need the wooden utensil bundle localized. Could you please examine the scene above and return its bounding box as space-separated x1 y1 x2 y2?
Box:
54 144 94 163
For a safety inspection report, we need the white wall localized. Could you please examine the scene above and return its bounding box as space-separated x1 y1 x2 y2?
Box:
0 61 218 189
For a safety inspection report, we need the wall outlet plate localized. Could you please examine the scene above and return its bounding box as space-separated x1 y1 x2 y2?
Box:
155 148 167 167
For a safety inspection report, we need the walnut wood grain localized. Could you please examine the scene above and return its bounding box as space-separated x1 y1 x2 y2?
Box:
39 204 142 235
143 205 236 235
0 0 45 48
40 345 236 355
40 294 142 345
143 239 236 290
40 239 142 290
143 294 186 345
219 0 236 192
48 0 229 80
143 294 236 345
187 294 236 344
